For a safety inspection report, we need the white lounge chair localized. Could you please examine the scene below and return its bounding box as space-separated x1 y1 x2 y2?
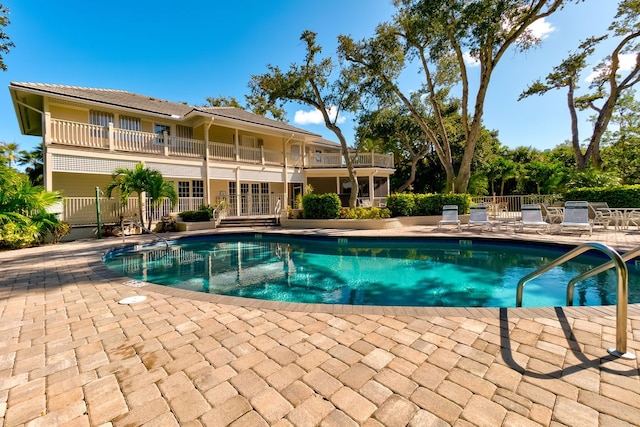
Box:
559 201 593 236
437 205 461 231
518 204 550 233
468 204 493 231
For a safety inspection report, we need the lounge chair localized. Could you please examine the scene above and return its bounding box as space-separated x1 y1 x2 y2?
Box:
468 204 493 231
558 201 593 236
437 205 461 231
517 204 550 233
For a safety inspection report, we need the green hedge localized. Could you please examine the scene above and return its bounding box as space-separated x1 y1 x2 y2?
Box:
340 207 392 219
302 193 341 219
563 185 640 208
179 209 212 222
386 193 472 217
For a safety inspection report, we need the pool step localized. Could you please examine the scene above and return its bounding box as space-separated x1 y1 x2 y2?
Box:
218 217 280 228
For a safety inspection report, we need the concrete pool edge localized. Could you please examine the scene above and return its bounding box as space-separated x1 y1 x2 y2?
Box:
95 227 640 320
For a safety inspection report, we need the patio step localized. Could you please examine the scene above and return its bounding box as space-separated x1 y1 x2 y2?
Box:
218 217 280 228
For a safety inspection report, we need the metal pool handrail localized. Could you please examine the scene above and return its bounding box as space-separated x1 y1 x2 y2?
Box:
121 217 170 249
516 242 635 359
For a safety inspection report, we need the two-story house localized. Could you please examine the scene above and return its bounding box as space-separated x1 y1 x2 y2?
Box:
9 82 394 228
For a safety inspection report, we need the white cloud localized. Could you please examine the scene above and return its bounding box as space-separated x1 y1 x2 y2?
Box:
294 106 346 125
585 53 637 82
528 17 554 40
463 51 480 67
462 18 554 68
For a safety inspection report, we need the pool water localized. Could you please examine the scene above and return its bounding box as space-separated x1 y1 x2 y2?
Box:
103 234 640 308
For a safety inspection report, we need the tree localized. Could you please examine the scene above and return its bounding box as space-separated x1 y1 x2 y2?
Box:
105 164 177 229
18 143 44 186
520 0 640 169
339 0 566 193
203 95 245 109
249 31 363 208
0 142 19 166
601 89 640 183
356 105 432 192
145 172 178 229
0 4 13 71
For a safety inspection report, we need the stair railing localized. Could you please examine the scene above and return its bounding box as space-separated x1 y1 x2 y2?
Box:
516 242 634 359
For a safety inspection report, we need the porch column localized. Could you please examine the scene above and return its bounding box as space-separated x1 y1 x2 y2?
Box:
369 174 374 205
204 120 212 205
43 112 53 191
235 167 241 216
234 130 240 162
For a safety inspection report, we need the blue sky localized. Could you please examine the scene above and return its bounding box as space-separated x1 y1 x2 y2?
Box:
0 0 625 155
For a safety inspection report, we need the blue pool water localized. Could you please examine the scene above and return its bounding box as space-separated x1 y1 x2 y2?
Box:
103 234 640 308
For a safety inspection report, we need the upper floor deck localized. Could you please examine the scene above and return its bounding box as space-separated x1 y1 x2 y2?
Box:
47 117 394 169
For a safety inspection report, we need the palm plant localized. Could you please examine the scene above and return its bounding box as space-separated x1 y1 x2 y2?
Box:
0 142 19 167
145 171 177 229
0 164 64 248
105 164 177 229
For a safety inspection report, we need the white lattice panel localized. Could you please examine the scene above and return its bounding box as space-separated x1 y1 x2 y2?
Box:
209 167 236 180
52 154 137 174
146 162 202 178
241 170 284 182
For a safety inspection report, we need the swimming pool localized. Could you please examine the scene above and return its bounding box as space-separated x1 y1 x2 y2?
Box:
103 234 640 308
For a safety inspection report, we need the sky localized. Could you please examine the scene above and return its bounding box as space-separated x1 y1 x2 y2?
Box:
0 0 627 156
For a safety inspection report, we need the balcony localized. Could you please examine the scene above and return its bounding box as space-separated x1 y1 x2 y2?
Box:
47 118 394 169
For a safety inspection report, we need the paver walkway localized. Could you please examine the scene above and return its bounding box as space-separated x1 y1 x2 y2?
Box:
0 226 639 426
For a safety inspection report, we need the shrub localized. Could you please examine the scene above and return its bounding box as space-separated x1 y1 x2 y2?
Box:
563 185 640 208
386 192 472 216
386 193 416 217
302 193 341 219
0 221 39 249
340 207 392 219
179 209 212 222
51 221 72 243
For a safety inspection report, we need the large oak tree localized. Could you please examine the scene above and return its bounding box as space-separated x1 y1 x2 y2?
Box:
339 0 567 193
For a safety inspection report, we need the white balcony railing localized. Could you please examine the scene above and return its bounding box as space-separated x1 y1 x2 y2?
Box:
48 117 394 169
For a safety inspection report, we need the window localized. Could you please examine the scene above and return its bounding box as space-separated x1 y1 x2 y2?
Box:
240 135 256 147
89 110 113 138
155 124 170 144
176 125 193 139
89 110 114 127
178 181 190 198
119 115 141 131
192 180 203 198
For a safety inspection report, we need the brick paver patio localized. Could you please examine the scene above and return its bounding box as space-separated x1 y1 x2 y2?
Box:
0 226 639 426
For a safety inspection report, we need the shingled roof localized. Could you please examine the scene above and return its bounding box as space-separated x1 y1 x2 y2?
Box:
9 82 322 138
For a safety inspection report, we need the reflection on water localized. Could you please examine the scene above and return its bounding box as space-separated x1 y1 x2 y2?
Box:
103 236 640 308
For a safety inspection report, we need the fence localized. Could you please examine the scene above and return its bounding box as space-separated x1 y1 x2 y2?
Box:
470 195 560 216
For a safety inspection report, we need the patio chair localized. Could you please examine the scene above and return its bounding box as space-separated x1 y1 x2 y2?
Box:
539 203 563 224
468 204 493 231
587 202 612 230
558 201 593 236
437 204 461 231
517 204 550 233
